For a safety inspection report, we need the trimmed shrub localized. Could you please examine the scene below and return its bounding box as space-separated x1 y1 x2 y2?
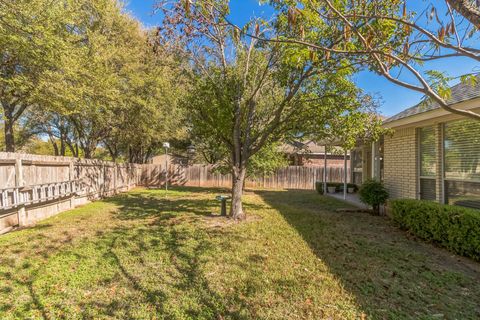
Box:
390 199 480 261
359 179 389 215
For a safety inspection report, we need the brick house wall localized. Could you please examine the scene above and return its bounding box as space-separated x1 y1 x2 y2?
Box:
384 128 418 199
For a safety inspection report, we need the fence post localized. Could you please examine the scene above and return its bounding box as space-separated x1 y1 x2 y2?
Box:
102 163 106 197
114 164 118 194
15 158 26 227
127 164 131 190
69 161 75 208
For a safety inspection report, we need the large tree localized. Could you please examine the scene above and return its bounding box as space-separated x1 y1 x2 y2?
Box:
0 0 83 151
5 0 187 161
249 0 480 120
159 0 380 219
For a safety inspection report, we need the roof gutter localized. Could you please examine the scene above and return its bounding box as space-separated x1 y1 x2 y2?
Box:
383 98 480 129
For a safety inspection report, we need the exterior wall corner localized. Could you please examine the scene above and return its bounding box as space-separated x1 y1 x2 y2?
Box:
383 127 418 199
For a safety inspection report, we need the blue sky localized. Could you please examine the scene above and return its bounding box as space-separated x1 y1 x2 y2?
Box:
124 0 479 117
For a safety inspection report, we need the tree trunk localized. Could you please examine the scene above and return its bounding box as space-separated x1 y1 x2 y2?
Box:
82 141 97 159
60 137 66 156
106 143 118 163
230 167 247 220
50 137 59 156
4 113 15 152
66 141 77 157
83 146 92 159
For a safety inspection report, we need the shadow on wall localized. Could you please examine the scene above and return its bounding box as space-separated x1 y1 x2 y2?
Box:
76 161 141 200
141 165 189 187
255 189 480 319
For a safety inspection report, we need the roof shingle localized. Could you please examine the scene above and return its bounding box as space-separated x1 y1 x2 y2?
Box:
384 77 480 123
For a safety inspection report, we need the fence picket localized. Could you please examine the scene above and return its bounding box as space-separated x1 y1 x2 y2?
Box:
143 164 350 190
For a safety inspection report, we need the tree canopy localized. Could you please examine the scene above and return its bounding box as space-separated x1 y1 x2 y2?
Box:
159 0 383 218
254 0 480 120
0 0 187 161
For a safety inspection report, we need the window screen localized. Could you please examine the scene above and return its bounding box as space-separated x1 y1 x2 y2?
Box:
444 120 480 209
419 127 437 200
419 126 437 177
445 181 480 209
420 179 437 201
444 120 480 181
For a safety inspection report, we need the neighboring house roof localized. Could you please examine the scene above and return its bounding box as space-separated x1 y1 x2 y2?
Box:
149 153 188 165
384 77 480 124
280 140 346 155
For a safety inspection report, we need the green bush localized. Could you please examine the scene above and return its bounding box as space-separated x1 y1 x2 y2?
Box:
315 181 324 195
390 199 480 261
327 182 341 192
359 179 389 215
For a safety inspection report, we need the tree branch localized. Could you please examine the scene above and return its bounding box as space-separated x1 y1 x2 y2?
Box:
446 0 480 27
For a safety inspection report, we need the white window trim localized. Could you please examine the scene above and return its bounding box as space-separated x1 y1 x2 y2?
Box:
440 124 445 204
417 126 437 201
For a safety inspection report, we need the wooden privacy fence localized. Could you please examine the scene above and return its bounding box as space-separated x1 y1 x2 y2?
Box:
0 153 349 235
0 152 142 234
142 164 350 190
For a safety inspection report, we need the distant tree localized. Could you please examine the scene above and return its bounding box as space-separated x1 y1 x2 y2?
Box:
317 95 386 151
246 142 289 178
0 0 82 151
21 137 56 156
7 0 187 161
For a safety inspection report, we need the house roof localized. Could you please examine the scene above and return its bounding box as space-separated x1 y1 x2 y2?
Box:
384 77 480 124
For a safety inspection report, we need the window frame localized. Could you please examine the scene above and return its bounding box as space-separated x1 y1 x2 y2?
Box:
417 126 437 201
443 119 480 208
443 120 480 183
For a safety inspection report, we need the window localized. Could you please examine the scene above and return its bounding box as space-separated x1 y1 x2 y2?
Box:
419 126 437 200
351 148 363 185
373 137 384 182
444 120 480 209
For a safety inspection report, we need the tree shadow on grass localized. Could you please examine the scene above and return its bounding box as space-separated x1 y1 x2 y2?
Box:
0 187 260 319
107 192 217 220
256 189 480 319
0 227 81 319
105 187 265 221
88 188 252 319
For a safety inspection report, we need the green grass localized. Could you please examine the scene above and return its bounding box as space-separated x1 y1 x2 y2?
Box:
0 187 479 319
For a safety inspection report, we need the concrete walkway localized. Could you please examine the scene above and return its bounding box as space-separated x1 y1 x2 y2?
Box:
326 192 370 209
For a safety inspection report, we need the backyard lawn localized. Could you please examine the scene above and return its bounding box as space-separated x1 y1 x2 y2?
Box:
0 188 479 319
